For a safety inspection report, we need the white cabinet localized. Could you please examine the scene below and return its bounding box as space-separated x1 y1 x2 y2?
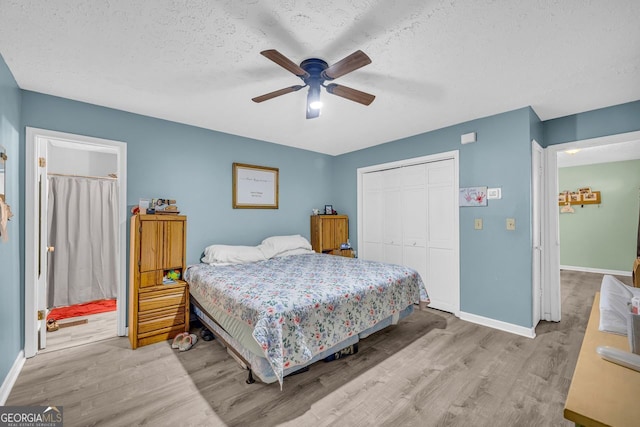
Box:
361 159 457 314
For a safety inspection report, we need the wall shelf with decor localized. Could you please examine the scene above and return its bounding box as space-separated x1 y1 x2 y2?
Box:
558 189 601 207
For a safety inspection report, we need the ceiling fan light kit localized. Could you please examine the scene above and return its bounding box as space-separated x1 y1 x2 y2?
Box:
252 49 375 119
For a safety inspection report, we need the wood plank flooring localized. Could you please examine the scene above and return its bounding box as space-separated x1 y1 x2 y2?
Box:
42 310 117 353
7 271 632 426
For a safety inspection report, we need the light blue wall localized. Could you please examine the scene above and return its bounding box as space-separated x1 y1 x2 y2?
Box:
0 54 22 390
6 60 639 394
20 91 334 264
543 100 640 147
333 108 535 328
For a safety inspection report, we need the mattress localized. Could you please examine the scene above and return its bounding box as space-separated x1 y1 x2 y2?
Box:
185 253 427 386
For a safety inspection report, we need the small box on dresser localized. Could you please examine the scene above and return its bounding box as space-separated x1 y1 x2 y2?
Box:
129 214 189 349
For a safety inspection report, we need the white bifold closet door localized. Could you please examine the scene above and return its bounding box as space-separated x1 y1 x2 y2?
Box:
361 159 456 313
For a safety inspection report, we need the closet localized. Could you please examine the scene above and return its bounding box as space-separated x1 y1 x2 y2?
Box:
361 158 458 314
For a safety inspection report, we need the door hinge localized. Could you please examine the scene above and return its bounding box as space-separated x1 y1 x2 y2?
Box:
38 310 45 321
39 157 46 167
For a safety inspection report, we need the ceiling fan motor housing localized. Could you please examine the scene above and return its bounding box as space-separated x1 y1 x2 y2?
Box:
299 58 330 86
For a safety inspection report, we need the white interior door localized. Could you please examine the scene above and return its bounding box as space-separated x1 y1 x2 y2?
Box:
402 164 427 284
425 159 457 314
359 152 459 316
362 171 384 262
36 139 49 350
383 169 403 265
532 140 543 327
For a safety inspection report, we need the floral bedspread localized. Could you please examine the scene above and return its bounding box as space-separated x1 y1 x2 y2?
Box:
185 253 427 386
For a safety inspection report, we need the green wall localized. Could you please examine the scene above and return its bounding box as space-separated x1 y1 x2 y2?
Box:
559 159 640 272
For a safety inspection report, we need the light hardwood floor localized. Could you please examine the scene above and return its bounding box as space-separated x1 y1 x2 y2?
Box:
7 271 632 427
42 311 117 353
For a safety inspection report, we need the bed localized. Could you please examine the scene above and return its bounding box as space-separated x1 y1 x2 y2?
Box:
184 235 428 387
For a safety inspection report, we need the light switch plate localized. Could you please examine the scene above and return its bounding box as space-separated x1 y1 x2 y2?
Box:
487 188 502 199
506 218 516 231
474 218 483 230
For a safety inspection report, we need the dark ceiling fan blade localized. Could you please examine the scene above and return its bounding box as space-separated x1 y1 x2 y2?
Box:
252 85 304 103
260 50 309 78
322 50 372 80
325 83 375 106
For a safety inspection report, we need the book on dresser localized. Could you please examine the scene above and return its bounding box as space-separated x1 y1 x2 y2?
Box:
129 214 189 349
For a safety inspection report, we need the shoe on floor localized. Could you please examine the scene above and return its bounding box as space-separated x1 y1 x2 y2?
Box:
179 334 198 351
46 319 59 332
171 332 189 349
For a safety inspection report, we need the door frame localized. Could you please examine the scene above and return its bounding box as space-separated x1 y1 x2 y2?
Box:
541 130 640 322
356 150 460 316
25 127 127 358
531 140 543 328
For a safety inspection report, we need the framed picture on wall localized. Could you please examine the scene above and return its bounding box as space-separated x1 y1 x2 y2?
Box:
232 163 279 209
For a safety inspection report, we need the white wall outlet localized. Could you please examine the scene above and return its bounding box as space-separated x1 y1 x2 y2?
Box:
474 218 483 230
487 188 502 199
506 218 516 231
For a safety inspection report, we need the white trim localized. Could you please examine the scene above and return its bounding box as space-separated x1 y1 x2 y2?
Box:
357 150 460 316
542 130 640 323
25 128 127 359
531 139 543 328
459 311 536 339
0 350 25 405
560 265 632 277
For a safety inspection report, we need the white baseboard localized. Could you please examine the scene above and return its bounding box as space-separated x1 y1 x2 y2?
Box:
460 311 536 339
560 265 631 277
0 350 25 405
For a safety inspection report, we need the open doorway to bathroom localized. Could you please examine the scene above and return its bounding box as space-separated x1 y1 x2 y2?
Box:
25 128 127 357
42 138 120 352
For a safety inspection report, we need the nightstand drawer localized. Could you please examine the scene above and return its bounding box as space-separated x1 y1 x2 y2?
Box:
139 287 186 312
138 306 185 334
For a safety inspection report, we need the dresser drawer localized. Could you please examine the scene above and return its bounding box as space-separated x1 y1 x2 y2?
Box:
137 306 185 335
138 286 186 312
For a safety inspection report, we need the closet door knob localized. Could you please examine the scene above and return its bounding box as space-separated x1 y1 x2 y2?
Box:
47 246 55 252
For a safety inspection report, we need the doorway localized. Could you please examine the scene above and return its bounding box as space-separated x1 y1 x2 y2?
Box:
25 128 127 358
541 130 640 322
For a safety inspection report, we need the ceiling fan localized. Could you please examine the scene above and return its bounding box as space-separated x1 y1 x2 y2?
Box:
252 49 375 119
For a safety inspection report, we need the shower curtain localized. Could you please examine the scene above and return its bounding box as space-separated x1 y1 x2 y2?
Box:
47 175 119 308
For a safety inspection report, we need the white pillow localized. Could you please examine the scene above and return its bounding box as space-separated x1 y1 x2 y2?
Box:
273 248 316 258
201 244 267 265
259 235 312 258
599 275 640 335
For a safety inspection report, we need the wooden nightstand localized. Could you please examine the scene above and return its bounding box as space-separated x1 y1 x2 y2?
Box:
310 214 350 255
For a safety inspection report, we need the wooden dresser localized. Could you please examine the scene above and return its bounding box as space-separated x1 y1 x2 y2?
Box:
310 214 353 257
129 214 189 349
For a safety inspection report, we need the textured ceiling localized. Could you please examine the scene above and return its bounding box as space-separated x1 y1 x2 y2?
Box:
1 0 639 155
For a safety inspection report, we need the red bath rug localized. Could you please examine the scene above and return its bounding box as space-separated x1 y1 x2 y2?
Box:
47 299 117 321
